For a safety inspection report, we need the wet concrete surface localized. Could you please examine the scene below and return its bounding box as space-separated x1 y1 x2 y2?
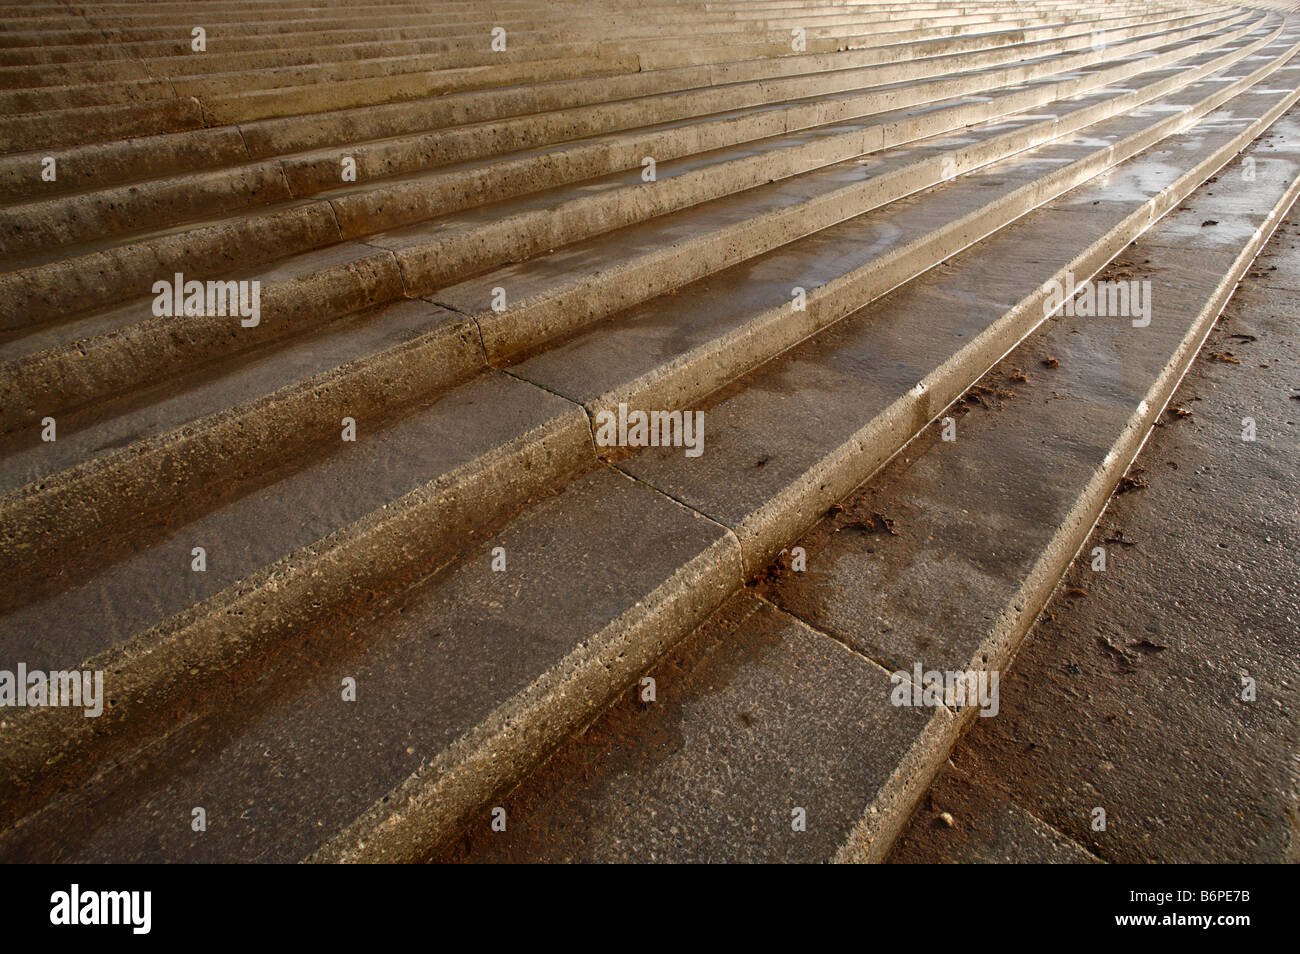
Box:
435 106 1300 865
442 592 947 863
890 202 1300 865
0 466 735 862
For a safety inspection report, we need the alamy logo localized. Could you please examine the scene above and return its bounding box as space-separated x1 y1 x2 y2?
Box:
593 403 704 457
1042 270 1152 327
50 884 151 934
152 272 261 327
0 664 103 717
890 664 1000 717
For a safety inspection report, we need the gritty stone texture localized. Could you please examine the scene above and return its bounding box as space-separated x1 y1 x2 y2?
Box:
888 761 1101 863
2 1 1298 865
0 369 583 670
0 466 737 862
891 175 1300 865
446 593 947 864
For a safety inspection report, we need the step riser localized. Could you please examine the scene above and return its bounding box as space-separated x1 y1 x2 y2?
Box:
1 0 1292 867
0 309 486 612
0 241 398 434
289 14 1238 199
333 17 1253 240
200 52 644 126
0 127 251 207
0 199 346 336
469 24 1284 362
0 10 1067 146
309 66 1300 863
0 53 646 152
0 162 294 256
1 18 1267 434
2 12 1250 318
0 27 1284 601
0 12 1225 205
390 18 1263 291
0 16 1182 254
728 53 1300 578
301 63 1300 863
0 26 1278 597
0 404 595 829
838 129 1300 865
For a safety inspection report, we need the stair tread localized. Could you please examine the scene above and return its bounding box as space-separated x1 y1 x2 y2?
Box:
441 105 1300 864
0 367 580 671
0 465 735 863
2 0 1297 865
0 9 1246 272
0 298 459 493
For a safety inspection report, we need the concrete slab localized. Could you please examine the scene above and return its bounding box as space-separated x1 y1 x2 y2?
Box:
0 465 739 860
894 202 1300 864
446 592 950 863
1 0 1296 865
888 762 1101 863
618 89 1300 579
0 368 585 671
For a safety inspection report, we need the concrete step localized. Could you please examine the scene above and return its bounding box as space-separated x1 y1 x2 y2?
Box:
0 465 739 861
435 94 1300 865
2 37 1296 860
2 0 1296 865
889 198 1300 865
0 299 491 610
0 22 1042 199
0 17 1183 246
1 27 1286 623
0 3 1081 58
305 13 1252 211
0 6 1084 145
3 11 1241 265
0 10 1210 202
0 16 1275 435
447 25 1290 362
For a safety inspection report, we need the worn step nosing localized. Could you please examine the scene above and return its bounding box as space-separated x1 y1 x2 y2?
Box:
0 0 1284 863
1 18 1269 440
0 241 402 433
565 33 1292 423
312 509 745 863
0 400 596 829
0 310 487 604
0 13 1070 146
0 13 1118 198
470 22 1285 367
388 14 1268 298
0 11 1260 324
834 109 1300 863
305 52 1300 864
0 26 1286 586
270 12 1242 196
326 15 1259 239
728 43 1300 577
